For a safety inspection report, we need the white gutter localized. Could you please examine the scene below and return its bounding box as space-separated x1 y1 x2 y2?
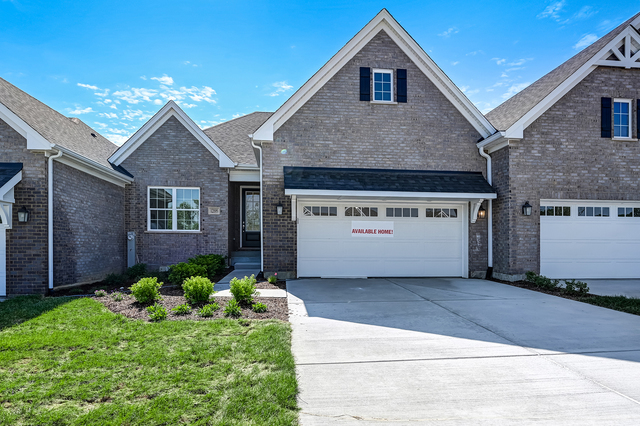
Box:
249 135 264 273
48 149 63 289
477 146 493 269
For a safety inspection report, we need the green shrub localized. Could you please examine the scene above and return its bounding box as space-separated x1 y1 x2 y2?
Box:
182 276 215 303
525 271 560 291
94 289 107 297
267 274 277 284
187 254 227 277
126 263 148 280
146 303 168 321
197 303 220 317
252 302 267 313
563 279 590 295
104 273 127 287
142 270 169 282
130 277 162 304
111 291 125 302
69 288 84 295
168 262 208 285
224 299 242 317
172 304 192 315
230 275 259 304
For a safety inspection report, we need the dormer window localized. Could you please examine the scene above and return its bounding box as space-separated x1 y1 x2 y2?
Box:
614 99 632 138
373 69 393 102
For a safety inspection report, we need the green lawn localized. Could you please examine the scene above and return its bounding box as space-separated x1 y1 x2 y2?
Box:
0 296 298 425
579 294 640 316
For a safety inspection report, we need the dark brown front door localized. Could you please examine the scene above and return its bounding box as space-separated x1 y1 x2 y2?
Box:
242 188 260 248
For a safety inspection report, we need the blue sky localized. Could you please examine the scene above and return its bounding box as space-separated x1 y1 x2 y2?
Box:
1 1 638 144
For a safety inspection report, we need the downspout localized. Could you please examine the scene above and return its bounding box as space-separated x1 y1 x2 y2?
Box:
250 136 264 273
48 149 63 290
478 146 493 276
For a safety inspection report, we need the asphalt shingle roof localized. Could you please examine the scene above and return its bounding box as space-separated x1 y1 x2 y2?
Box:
203 112 273 166
486 13 640 131
0 162 23 189
284 167 496 194
0 78 121 171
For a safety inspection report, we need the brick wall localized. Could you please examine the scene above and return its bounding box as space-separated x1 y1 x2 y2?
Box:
496 66 640 278
121 116 229 268
262 30 488 277
53 161 125 285
0 118 48 294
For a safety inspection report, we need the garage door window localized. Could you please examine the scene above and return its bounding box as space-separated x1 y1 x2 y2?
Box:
426 208 458 218
578 206 610 217
345 207 378 217
618 207 640 218
303 206 338 217
540 205 571 216
386 207 418 218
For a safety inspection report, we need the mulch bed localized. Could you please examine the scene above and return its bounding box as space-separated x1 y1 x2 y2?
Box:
490 277 597 301
94 283 289 322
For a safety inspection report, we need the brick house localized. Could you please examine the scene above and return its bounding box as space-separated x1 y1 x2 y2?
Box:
2 9 639 296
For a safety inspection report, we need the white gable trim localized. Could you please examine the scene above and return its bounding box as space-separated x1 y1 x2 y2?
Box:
109 100 235 168
503 25 640 139
253 9 495 141
0 102 53 150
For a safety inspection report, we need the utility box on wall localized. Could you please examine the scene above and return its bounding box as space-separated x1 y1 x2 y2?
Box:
127 232 136 268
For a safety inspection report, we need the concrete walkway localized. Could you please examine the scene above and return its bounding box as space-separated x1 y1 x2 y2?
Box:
288 278 640 425
584 279 640 298
215 269 260 291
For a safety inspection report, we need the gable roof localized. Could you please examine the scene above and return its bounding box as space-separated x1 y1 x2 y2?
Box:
109 100 235 168
0 78 120 170
203 112 273 166
253 9 495 142
486 12 640 133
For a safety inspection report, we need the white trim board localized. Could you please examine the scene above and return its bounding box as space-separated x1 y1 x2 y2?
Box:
253 9 495 142
285 188 497 200
109 100 235 168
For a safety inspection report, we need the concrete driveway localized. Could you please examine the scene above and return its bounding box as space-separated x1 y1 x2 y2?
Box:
287 278 640 425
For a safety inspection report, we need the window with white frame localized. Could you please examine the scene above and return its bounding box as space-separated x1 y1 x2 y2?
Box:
373 69 393 102
426 208 458 218
614 99 632 138
345 207 378 217
149 187 200 231
578 206 610 217
618 207 640 217
540 205 571 216
303 206 337 217
386 207 418 218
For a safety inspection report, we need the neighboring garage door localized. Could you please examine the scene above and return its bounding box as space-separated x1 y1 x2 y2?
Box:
540 200 640 278
297 201 467 278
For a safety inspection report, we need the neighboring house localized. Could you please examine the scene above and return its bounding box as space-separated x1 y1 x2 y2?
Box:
1 9 639 296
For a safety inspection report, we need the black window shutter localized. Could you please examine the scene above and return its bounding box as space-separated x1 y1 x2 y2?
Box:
360 67 370 101
601 97 612 138
397 69 407 103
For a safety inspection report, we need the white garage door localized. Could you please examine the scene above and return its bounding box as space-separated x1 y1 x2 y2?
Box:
541 200 640 279
297 201 467 278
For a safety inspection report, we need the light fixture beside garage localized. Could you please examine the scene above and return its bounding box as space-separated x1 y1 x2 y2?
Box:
276 204 283 215
522 201 532 216
17 206 30 223
477 205 486 220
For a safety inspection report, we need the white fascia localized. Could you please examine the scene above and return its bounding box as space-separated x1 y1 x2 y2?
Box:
253 9 495 142
476 131 510 154
285 189 497 200
54 146 133 187
0 102 53 150
109 100 235 168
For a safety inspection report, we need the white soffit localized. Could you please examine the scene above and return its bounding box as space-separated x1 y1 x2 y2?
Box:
252 9 495 141
504 25 640 139
109 100 235 168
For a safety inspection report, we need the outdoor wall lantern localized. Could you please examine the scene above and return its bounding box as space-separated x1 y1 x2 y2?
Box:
17 206 30 223
477 205 486 220
276 204 283 215
522 201 532 216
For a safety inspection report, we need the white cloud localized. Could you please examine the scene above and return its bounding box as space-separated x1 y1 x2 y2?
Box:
93 122 108 129
502 82 531 99
459 85 469 93
508 58 532 66
506 67 524 72
451 61 460 66
69 107 94 114
121 109 153 121
438 27 458 38
98 112 118 119
467 50 484 56
112 87 158 104
140 75 147 80
574 33 598 49
109 104 118 110
77 83 99 90
537 1 564 20
151 74 174 85
95 89 109 97
180 103 197 108
153 99 163 105
492 58 506 65
466 89 480 95
268 81 294 97
104 134 129 145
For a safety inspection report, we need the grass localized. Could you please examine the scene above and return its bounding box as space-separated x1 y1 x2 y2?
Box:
579 295 640 316
0 296 298 425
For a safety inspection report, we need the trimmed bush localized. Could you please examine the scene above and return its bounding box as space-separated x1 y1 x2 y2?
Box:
229 275 259 304
197 303 220 317
224 299 242 317
168 262 207 285
126 263 148 280
130 277 162 304
187 254 226 278
183 276 215 303
104 273 126 287
252 302 267 313
526 272 590 295
172 304 192 315
563 279 590 296
147 303 168 321
267 274 277 284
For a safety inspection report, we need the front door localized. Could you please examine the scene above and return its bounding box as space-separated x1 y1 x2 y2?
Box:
242 188 260 248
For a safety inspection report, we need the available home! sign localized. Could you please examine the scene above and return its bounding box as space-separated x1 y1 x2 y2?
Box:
351 221 394 237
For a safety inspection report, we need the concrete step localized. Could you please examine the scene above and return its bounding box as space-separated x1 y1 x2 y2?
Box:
233 262 260 269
